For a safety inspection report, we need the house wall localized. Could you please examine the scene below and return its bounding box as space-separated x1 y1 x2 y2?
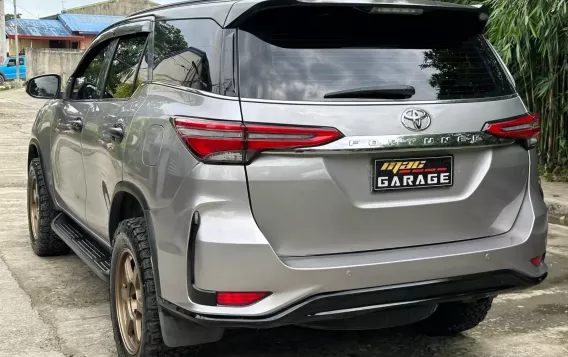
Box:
80 35 97 50
26 47 85 84
8 39 50 56
63 0 158 16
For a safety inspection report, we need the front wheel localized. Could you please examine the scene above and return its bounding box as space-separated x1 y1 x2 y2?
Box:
27 158 69 256
0 74 5 86
110 218 194 357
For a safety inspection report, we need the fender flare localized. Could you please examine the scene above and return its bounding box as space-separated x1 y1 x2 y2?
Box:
27 138 58 205
28 137 42 164
109 182 162 294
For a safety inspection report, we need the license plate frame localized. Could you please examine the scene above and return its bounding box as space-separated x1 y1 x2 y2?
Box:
372 156 454 193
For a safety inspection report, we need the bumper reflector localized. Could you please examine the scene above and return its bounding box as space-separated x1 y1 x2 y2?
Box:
530 254 544 267
217 292 271 306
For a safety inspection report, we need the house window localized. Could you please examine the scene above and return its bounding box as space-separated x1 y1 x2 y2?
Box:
49 40 65 49
71 42 79 50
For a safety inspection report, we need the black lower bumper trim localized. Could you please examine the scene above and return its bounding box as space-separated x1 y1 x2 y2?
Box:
161 270 546 329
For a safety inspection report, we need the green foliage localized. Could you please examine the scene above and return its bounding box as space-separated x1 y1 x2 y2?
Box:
153 22 189 65
447 0 568 178
5 14 22 21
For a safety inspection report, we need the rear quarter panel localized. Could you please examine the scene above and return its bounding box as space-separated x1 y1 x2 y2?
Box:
121 84 245 306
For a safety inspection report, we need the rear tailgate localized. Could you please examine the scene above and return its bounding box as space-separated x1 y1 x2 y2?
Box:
236 2 530 257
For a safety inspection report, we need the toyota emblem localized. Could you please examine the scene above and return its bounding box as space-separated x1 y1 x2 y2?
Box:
401 109 431 131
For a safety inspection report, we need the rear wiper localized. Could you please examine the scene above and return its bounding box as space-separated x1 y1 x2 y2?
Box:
323 85 416 100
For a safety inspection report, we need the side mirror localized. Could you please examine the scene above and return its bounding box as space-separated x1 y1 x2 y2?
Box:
26 74 62 99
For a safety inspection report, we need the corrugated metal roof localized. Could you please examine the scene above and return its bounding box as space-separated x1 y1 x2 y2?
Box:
5 19 73 38
58 14 124 35
63 0 158 13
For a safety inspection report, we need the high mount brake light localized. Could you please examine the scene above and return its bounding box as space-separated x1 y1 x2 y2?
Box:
172 117 343 163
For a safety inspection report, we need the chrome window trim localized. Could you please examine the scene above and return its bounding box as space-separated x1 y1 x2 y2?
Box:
151 82 240 101
266 132 515 155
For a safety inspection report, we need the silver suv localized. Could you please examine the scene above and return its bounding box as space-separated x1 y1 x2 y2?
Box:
25 0 547 355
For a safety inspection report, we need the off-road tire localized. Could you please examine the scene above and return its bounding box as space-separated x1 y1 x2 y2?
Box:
415 298 493 336
110 217 195 357
27 158 69 256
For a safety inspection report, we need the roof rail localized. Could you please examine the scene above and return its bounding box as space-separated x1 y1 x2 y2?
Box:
128 0 231 17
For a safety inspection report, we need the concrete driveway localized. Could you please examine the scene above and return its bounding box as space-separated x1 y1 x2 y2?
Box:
1 88 568 357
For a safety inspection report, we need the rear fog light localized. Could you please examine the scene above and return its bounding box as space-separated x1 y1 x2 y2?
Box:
216 292 271 306
530 254 545 267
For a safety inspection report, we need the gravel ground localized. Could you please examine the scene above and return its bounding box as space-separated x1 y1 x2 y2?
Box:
1 88 568 357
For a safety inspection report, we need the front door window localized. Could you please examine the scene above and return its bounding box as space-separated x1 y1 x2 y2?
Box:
70 41 115 100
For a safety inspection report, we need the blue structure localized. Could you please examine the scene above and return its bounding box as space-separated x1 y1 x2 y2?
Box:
0 56 26 83
4 14 124 56
5 19 79 39
58 14 125 35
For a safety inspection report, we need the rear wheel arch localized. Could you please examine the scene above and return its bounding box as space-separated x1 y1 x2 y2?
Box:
109 182 167 322
109 182 149 245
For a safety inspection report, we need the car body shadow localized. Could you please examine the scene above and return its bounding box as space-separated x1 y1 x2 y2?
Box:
195 325 484 357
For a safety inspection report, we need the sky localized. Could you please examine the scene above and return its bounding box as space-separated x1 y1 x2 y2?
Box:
6 0 179 19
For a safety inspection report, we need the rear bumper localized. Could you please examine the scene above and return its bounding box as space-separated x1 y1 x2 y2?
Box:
160 270 546 328
152 149 547 318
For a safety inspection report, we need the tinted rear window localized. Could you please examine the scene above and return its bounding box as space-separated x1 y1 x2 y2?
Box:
237 6 514 102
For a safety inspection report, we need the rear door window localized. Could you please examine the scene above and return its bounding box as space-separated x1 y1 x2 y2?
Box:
237 6 514 102
153 19 223 93
104 34 148 99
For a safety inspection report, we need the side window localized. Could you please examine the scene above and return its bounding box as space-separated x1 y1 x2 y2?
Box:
104 34 148 99
71 40 115 100
19 58 24 65
7 59 15 67
222 30 237 97
153 19 222 93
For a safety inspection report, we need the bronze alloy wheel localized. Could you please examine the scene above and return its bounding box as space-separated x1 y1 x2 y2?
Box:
115 249 144 355
28 172 40 240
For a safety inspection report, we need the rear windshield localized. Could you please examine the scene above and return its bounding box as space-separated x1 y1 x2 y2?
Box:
237 6 514 102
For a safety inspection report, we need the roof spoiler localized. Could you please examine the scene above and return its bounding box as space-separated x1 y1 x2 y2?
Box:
224 0 490 28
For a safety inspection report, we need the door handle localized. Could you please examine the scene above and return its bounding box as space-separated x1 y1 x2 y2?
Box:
71 118 83 132
109 124 124 141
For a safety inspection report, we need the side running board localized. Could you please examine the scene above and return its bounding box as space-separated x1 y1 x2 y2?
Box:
51 213 111 281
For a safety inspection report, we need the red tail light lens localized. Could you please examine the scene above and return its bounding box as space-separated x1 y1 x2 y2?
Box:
483 114 540 139
173 117 342 163
173 118 245 163
530 254 544 267
217 292 271 306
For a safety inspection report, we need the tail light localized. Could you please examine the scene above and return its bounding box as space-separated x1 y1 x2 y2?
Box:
217 292 271 306
172 117 343 164
483 114 540 148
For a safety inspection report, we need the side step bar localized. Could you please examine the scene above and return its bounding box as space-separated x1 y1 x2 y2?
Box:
51 213 111 281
